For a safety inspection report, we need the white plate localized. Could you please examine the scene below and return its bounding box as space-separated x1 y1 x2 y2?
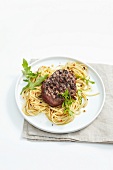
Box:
15 56 105 133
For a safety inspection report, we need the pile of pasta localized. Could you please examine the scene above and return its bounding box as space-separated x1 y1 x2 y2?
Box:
22 61 95 125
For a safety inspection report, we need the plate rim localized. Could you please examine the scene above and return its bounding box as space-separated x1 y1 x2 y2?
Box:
15 56 106 134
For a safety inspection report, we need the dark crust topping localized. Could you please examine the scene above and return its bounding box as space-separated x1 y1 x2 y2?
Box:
41 69 76 107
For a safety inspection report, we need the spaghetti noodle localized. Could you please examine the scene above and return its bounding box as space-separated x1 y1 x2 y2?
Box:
21 61 96 125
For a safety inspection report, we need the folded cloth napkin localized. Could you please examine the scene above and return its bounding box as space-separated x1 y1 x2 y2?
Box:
22 61 113 143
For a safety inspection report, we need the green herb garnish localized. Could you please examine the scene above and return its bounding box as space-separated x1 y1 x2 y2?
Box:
20 59 48 94
76 75 95 85
61 89 74 116
22 58 40 79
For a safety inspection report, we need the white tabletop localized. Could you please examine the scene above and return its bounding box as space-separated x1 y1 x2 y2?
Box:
0 0 113 170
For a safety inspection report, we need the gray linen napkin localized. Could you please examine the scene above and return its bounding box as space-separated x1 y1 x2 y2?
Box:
22 61 113 143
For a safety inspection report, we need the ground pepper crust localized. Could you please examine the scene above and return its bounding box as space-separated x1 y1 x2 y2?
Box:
41 69 76 107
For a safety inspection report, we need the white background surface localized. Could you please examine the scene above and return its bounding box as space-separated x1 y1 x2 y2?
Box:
0 0 113 170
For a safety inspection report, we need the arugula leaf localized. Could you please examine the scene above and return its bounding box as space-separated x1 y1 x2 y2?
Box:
20 74 48 94
20 58 48 94
22 58 40 79
33 75 48 86
20 83 30 94
76 75 95 85
61 89 74 116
